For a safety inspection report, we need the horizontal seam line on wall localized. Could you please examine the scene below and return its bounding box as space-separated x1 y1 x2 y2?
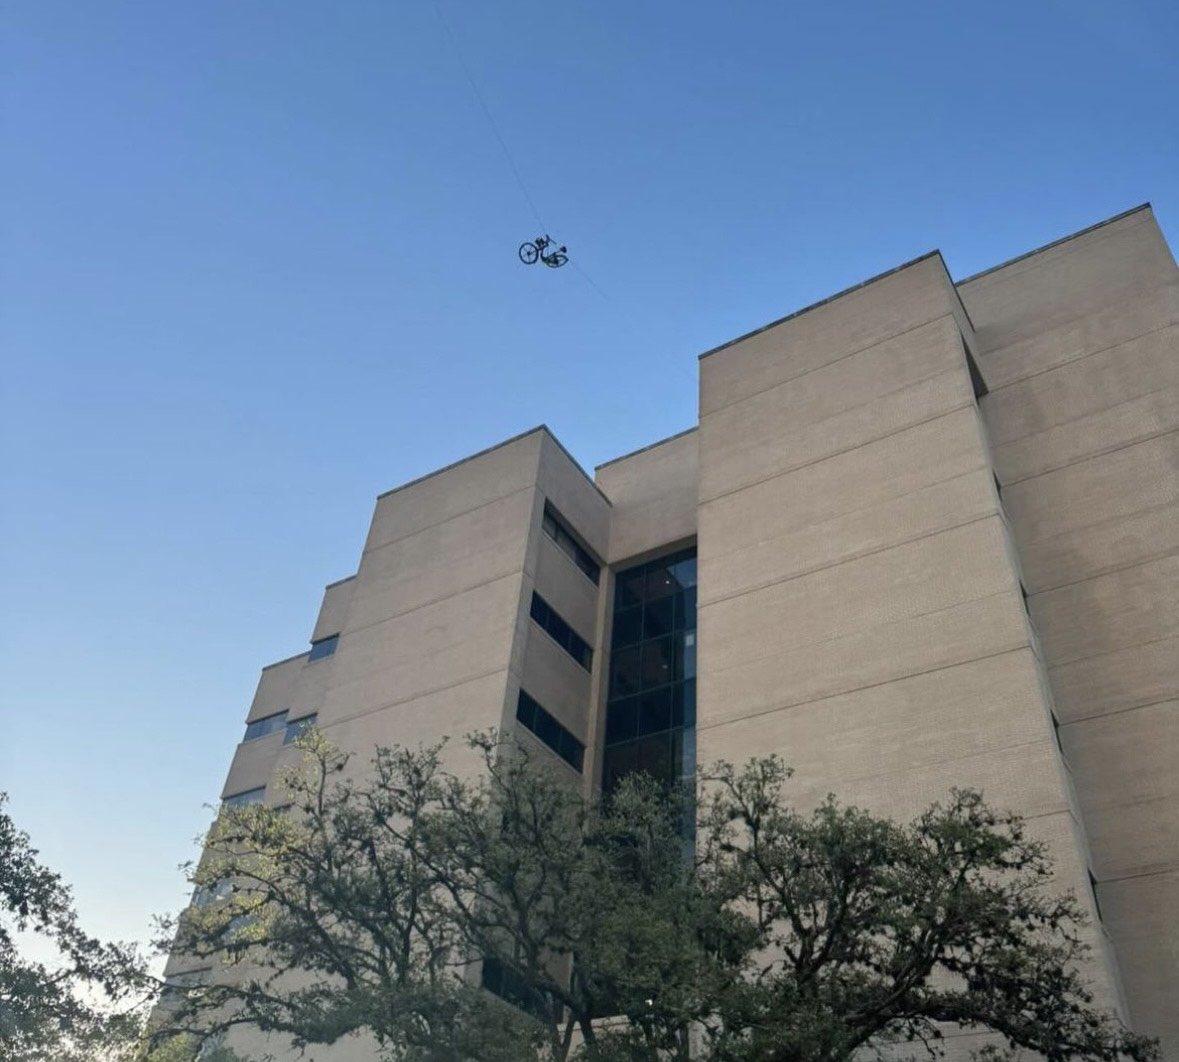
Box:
314 666 512 732
784 734 1054 801
337 568 526 642
700 311 955 417
1097 866 1179 886
699 399 977 508
991 387 1177 463
696 643 1032 734
956 206 1150 287
706 587 1021 680
365 483 537 554
1059 695 1178 727
1002 425 1179 489
700 464 990 570
976 284 1179 372
1049 631 1179 674
998 411 1179 483
1017 497 1179 573
1072 791 1179 819
1044 618 1179 671
980 319 1174 404
699 509 999 610
703 312 959 421
1027 546 1179 600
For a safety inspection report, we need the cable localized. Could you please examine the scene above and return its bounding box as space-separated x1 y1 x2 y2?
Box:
427 0 610 302
427 0 548 233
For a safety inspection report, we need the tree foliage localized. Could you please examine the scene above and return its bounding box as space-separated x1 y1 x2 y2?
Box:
154 734 1157 1062
0 792 151 1062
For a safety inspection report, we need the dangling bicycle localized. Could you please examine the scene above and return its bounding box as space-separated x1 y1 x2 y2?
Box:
518 235 569 269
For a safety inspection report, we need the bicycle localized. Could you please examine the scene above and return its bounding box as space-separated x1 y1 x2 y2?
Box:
518 235 569 268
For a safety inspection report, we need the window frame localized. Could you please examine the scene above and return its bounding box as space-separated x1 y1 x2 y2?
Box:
307 634 339 662
242 711 288 743
540 502 601 585
283 713 318 745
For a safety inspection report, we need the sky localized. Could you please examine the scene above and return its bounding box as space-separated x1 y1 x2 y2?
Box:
1 0 1177 964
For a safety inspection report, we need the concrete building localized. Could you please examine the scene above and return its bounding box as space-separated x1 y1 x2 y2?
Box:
166 204 1178 1057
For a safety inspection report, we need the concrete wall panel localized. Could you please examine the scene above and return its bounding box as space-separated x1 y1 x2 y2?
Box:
701 517 1016 670
700 255 955 415
983 324 1178 446
221 731 285 800
994 389 1179 485
1100 870 1179 1052
517 623 594 738
701 367 972 503
246 655 306 723
595 430 698 564
365 431 543 551
533 533 598 643
1029 555 1179 667
700 582 1028 729
973 282 1178 390
1017 501 1179 594
958 208 1177 352
312 576 356 642
537 431 612 560
1050 635 1179 722
1001 432 1179 543
699 407 987 570
703 468 996 608
347 490 534 632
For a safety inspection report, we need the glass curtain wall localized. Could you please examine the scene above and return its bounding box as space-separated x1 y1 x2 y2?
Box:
602 548 696 794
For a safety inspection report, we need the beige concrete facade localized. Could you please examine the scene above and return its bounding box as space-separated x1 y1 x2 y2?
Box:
170 205 1177 1058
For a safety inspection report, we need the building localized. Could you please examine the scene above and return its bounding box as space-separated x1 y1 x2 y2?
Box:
166 204 1178 1058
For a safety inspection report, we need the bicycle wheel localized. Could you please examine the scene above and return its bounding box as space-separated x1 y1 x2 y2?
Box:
518 242 540 264
544 253 568 269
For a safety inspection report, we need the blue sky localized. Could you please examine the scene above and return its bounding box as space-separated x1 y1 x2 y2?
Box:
2 0 1176 959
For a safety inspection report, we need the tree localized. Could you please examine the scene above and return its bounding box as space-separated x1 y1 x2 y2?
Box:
0 792 152 1062
154 735 1158 1062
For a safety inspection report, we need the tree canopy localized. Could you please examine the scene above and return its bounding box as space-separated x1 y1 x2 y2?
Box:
0 792 151 1062
153 734 1158 1062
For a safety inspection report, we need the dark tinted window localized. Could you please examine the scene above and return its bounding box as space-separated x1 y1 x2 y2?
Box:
243 711 287 742
481 956 558 1022
515 690 584 772
541 503 601 584
529 593 592 672
603 548 696 795
223 787 265 808
283 714 317 745
308 634 339 661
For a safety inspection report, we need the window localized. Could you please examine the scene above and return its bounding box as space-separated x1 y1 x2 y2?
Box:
308 634 339 661
192 878 233 907
242 711 287 742
529 593 592 671
161 968 211 1004
603 548 697 796
222 786 266 808
283 714 317 745
541 503 600 584
481 956 558 1022
516 690 584 772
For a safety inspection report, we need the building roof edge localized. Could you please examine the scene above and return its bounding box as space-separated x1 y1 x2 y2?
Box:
595 425 699 472
697 250 943 362
955 203 1153 285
